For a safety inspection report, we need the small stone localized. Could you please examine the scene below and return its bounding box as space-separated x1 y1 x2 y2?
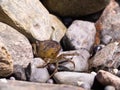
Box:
104 85 115 90
9 77 16 80
112 69 118 75
30 58 50 83
46 79 54 84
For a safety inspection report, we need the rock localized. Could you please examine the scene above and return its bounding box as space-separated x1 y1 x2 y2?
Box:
96 0 120 44
0 42 13 77
89 42 120 71
0 80 85 90
96 70 120 90
0 22 33 67
62 20 96 51
13 65 26 81
59 49 90 71
0 0 66 42
54 72 95 88
49 14 67 42
30 58 50 83
41 0 110 17
104 85 115 90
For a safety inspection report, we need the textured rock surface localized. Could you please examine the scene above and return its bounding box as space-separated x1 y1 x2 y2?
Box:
60 49 90 71
0 80 84 90
54 72 95 87
62 20 96 51
30 58 50 83
41 0 110 17
96 0 120 44
96 70 120 90
49 14 66 42
0 42 13 77
0 22 33 67
0 0 66 42
89 42 120 70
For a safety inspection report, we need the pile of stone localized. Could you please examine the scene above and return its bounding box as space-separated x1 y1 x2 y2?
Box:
0 0 120 90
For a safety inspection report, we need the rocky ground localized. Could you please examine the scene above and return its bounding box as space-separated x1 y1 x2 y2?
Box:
0 0 120 90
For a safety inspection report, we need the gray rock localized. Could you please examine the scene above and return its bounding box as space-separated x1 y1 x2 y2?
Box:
59 49 90 71
0 22 33 67
13 65 26 81
89 42 120 70
0 80 85 90
0 42 13 77
0 0 66 42
62 20 96 51
41 0 110 17
96 0 120 44
30 58 50 83
54 72 95 87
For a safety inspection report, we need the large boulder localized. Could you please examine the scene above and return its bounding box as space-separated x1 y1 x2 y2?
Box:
0 22 33 67
41 0 110 17
0 0 66 42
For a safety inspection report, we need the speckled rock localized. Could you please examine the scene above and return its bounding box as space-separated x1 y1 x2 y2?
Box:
62 20 96 51
41 0 110 17
89 42 120 71
96 0 120 44
0 22 33 67
0 42 13 77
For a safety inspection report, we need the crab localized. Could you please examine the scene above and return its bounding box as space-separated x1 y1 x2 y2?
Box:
32 40 79 78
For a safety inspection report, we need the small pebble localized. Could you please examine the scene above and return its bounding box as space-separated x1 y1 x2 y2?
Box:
46 79 54 84
112 69 118 75
10 77 16 80
104 85 115 90
91 71 97 76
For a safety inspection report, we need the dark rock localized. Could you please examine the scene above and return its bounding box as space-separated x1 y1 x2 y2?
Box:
41 0 110 17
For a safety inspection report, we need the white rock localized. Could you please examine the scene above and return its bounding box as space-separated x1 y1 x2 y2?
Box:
54 72 95 87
